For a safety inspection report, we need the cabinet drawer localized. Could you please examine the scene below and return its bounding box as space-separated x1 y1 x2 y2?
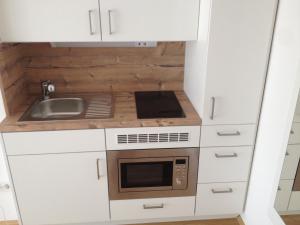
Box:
280 145 300 180
200 125 256 147
288 191 300 211
106 126 200 150
289 123 300 144
3 129 105 155
275 179 294 212
195 182 247 216
198 146 253 183
110 197 195 220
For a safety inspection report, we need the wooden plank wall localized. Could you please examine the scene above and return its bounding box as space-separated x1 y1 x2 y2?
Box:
0 44 27 115
23 42 185 94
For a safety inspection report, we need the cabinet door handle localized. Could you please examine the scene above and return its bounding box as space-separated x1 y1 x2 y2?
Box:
211 188 233 194
89 10 96 35
96 158 101 180
217 131 241 136
278 186 282 191
143 203 164 209
215 153 238 158
286 152 290 156
290 130 295 134
210 97 216 120
108 10 113 35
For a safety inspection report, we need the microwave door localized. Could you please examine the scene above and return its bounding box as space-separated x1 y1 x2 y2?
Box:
118 157 174 192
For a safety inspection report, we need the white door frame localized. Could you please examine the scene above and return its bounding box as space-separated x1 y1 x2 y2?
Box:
242 0 300 224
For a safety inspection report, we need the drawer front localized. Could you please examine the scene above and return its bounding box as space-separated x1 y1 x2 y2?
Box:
275 179 294 212
198 146 253 183
110 197 195 220
288 191 300 211
281 145 300 180
106 126 200 150
289 123 300 144
195 182 247 216
200 125 256 147
3 129 105 155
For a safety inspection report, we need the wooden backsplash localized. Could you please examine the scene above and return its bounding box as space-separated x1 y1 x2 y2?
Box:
0 44 27 115
23 42 185 94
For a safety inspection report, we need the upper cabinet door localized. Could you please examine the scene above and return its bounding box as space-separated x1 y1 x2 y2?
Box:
201 0 276 125
0 0 101 42
9 152 110 225
100 0 200 41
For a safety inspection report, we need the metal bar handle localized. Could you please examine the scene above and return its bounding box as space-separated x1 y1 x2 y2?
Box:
89 10 96 35
290 130 295 134
108 10 113 35
217 131 241 136
286 152 290 156
96 158 101 180
143 203 164 209
215 153 238 158
210 97 216 120
211 188 233 194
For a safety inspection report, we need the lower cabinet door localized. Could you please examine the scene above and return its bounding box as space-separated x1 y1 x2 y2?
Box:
110 197 195 220
280 145 300 180
9 152 110 225
275 179 294 212
195 182 247 216
288 191 300 211
198 146 253 183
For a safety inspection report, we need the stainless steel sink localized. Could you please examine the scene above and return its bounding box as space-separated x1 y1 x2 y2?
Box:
19 95 113 121
30 98 85 119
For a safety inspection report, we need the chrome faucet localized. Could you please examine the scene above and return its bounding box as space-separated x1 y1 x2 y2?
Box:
41 80 55 100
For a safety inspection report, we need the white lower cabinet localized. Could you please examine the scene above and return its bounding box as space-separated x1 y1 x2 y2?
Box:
200 125 257 147
275 180 294 212
198 146 253 183
110 197 195 221
195 182 247 216
288 191 300 211
9 152 110 225
280 145 300 179
3 129 106 155
289 123 300 144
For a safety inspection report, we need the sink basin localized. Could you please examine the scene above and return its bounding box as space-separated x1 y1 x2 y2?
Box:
19 95 113 121
29 98 85 119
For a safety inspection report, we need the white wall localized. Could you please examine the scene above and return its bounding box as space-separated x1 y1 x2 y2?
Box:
0 90 17 221
242 0 300 224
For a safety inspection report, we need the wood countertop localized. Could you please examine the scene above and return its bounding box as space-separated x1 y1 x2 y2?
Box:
0 91 201 132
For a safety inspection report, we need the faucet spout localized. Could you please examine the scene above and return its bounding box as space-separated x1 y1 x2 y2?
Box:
41 80 55 100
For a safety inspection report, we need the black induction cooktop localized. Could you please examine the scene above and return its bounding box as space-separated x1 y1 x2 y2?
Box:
135 91 186 119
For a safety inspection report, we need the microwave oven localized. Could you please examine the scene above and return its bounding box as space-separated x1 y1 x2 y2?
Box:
107 148 199 200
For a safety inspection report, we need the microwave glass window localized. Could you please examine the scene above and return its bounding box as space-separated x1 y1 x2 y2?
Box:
120 161 173 188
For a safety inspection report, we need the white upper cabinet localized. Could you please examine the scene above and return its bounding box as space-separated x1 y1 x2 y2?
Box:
9 152 110 225
0 0 101 42
100 0 200 41
202 0 275 125
0 0 199 42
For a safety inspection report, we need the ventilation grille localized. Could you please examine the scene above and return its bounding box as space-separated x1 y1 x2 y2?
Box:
117 132 189 144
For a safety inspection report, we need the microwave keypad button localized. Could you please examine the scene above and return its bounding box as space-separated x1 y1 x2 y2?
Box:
176 178 182 185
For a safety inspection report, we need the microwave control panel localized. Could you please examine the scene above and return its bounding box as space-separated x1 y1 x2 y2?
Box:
173 157 188 190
